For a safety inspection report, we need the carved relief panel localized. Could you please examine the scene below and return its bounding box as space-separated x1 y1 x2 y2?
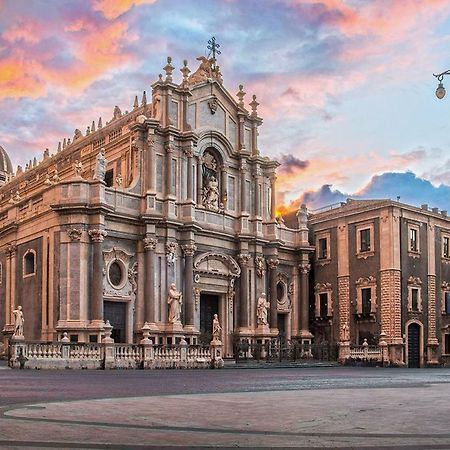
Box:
103 248 136 299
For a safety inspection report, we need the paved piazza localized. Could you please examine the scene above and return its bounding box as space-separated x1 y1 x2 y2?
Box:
0 365 450 449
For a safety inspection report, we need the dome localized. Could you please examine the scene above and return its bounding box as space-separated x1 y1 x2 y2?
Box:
0 145 13 174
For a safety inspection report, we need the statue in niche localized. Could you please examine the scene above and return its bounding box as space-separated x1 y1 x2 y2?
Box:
74 160 83 178
202 151 220 211
93 148 107 181
13 305 24 338
212 314 221 341
168 283 183 324
203 176 219 211
256 293 269 326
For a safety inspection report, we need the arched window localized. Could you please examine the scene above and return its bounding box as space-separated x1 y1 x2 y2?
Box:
201 149 221 211
23 250 36 277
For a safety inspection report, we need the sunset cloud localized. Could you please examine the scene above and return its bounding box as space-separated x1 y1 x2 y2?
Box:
93 0 158 19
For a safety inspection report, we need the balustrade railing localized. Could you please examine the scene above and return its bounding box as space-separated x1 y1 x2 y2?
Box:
9 340 216 370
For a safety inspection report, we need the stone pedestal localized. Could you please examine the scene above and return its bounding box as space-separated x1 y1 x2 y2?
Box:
210 339 224 369
338 341 350 363
426 340 440 366
389 340 405 366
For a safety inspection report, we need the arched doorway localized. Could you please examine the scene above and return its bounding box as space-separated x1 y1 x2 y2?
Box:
407 323 421 368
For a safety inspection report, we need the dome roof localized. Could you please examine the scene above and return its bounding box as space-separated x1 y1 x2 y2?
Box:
0 145 13 174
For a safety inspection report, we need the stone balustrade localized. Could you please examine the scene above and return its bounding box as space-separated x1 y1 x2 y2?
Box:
9 339 221 370
347 339 389 363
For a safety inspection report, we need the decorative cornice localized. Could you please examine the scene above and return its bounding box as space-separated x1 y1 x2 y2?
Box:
88 229 107 242
355 276 376 287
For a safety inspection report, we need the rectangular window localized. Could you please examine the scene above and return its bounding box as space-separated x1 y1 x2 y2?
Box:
156 155 163 192
411 288 419 311
361 288 372 315
319 293 328 318
446 334 450 354
410 228 418 252
444 237 450 258
318 238 328 259
171 158 177 194
360 228 371 252
445 292 450 314
228 176 235 211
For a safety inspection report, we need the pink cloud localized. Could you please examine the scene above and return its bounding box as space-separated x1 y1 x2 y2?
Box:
93 0 158 19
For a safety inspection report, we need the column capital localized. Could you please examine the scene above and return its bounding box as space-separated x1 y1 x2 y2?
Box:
67 228 83 242
267 258 279 269
238 253 252 266
183 145 194 158
182 243 197 257
298 263 311 274
88 229 107 242
143 236 158 251
5 243 17 258
165 142 175 153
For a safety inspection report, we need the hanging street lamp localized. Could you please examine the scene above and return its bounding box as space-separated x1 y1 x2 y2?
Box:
433 69 450 99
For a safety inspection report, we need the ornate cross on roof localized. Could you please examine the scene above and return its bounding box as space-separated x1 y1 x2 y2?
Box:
207 36 221 68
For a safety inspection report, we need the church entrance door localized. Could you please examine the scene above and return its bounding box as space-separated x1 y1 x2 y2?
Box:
200 294 219 344
407 323 421 368
104 301 127 343
277 313 287 345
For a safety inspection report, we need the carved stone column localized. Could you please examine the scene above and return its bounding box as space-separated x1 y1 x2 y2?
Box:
165 142 174 198
254 174 261 217
221 165 227 208
182 244 197 329
5 243 17 328
88 229 107 323
143 236 157 324
298 263 312 340
268 258 279 330
238 253 251 329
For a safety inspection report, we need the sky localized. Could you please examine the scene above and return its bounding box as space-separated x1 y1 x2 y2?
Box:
1 0 450 214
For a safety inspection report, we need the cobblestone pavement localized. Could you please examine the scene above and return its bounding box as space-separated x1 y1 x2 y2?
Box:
0 365 450 448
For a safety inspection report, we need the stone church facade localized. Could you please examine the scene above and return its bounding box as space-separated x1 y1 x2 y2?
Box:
0 55 313 357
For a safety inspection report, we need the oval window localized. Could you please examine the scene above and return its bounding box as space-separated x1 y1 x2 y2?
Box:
109 261 123 287
276 282 285 301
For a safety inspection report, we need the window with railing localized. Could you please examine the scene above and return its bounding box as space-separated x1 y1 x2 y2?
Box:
359 228 371 252
355 276 377 317
444 291 450 314
443 236 450 259
409 226 419 253
318 238 328 259
361 288 372 315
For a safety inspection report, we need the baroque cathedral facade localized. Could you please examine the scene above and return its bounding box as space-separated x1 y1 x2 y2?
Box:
0 55 313 357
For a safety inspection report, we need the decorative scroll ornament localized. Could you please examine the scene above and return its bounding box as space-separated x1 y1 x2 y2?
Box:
166 242 178 266
208 96 218 114
267 258 279 269
128 262 138 298
193 287 201 311
67 228 83 242
255 256 266 278
6 243 17 257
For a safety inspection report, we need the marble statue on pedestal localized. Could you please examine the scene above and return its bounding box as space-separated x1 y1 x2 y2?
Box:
168 283 183 324
212 314 221 341
256 293 269 326
13 305 24 338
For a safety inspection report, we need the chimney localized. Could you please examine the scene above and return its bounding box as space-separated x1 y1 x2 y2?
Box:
421 204 428 210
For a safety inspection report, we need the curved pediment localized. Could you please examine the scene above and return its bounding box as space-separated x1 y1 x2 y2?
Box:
194 252 240 277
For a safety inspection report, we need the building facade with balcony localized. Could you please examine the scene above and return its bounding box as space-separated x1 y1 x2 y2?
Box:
0 55 313 357
306 199 450 367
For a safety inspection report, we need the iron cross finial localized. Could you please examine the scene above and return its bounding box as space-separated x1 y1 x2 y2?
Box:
207 36 221 67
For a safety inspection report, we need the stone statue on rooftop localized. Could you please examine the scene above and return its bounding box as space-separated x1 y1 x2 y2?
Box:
93 148 107 182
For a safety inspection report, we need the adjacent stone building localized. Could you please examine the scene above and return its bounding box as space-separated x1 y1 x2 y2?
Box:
0 55 313 357
306 199 450 367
